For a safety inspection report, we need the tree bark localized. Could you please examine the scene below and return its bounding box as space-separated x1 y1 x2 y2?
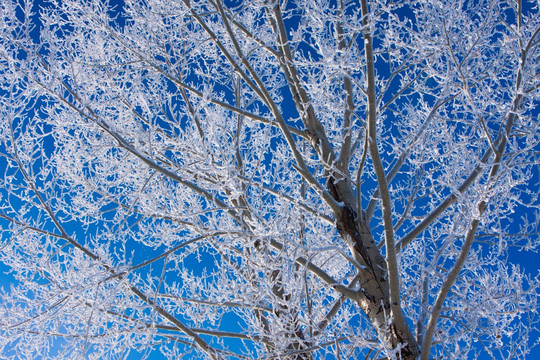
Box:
328 177 420 359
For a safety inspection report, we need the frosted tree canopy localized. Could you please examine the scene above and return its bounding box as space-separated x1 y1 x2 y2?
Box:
0 0 538 359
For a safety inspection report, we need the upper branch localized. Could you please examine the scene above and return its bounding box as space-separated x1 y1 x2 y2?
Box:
359 0 418 356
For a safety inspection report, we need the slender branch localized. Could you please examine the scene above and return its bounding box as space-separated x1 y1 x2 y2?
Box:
366 96 450 221
237 174 334 225
442 18 497 155
265 3 348 213
268 238 357 300
129 286 220 359
102 233 225 282
335 0 356 174
190 0 340 213
104 29 307 139
359 0 418 356
420 214 482 359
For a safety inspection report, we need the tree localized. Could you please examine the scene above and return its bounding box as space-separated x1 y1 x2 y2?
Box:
0 0 538 358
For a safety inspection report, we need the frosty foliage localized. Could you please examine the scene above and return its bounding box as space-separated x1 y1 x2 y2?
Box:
0 0 538 359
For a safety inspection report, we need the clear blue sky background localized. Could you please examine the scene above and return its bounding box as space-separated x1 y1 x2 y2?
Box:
0 0 538 359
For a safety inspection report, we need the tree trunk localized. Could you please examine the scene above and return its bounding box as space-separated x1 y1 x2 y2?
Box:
329 177 420 359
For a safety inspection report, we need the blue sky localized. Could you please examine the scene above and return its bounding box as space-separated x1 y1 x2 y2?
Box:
0 0 539 359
